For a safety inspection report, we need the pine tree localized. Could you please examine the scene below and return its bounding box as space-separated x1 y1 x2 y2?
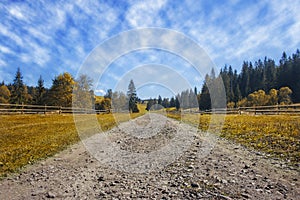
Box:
240 61 250 97
263 58 276 91
175 96 180 110
35 75 46 105
158 95 162 105
105 89 112 99
127 79 139 113
146 98 153 111
10 68 30 104
162 98 170 108
170 97 176 107
199 74 211 110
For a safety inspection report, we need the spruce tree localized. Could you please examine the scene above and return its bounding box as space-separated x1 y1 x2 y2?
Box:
127 79 139 113
35 75 46 105
10 68 29 104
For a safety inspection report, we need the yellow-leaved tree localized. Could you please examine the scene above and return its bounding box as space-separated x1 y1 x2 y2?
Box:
268 88 278 105
47 72 75 107
278 87 292 105
247 90 269 106
0 85 11 103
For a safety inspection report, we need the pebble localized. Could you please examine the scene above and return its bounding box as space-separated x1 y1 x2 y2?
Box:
191 182 199 188
46 191 56 198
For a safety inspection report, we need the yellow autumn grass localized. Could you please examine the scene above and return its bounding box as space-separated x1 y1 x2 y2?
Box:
0 104 146 177
167 112 300 165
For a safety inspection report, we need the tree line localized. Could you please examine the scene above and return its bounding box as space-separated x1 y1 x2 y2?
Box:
1 49 298 111
146 49 298 111
0 68 139 113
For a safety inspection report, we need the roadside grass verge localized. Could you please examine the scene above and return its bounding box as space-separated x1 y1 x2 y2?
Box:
0 104 146 177
167 112 300 165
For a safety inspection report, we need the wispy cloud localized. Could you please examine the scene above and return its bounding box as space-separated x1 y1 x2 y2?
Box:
0 58 7 67
7 6 27 20
0 45 13 54
0 23 24 47
0 0 299 97
126 0 167 27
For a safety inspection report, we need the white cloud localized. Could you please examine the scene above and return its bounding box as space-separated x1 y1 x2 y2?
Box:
20 36 50 66
0 59 7 67
126 0 167 27
20 54 30 63
8 6 27 20
0 45 13 54
1 0 299 92
95 89 106 95
0 23 23 46
27 27 51 42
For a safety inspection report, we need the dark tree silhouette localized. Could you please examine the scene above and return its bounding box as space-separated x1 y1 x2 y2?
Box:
127 79 139 113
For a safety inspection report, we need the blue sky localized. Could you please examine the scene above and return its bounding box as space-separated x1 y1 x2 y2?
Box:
0 0 299 99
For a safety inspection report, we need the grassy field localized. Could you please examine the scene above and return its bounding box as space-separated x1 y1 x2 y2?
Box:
167 113 300 165
1 104 298 177
0 104 146 177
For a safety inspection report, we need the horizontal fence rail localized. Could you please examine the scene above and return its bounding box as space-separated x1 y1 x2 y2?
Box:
179 104 300 115
0 103 110 114
1 103 300 115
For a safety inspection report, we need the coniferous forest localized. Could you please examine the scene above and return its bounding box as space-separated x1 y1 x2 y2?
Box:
218 50 300 106
0 49 299 111
151 49 300 110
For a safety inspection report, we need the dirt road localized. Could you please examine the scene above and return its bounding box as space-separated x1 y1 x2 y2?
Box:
0 114 299 199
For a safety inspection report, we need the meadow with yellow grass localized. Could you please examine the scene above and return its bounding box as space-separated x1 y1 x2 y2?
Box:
167 112 300 165
0 104 146 177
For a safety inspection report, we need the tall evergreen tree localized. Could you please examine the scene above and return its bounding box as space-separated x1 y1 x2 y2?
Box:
157 95 162 105
240 61 250 97
162 98 170 108
263 57 277 91
105 89 112 99
146 98 154 111
10 68 30 104
127 79 139 113
170 97 176 107
199 74 211 110
35 75 46 105
175 96 180 110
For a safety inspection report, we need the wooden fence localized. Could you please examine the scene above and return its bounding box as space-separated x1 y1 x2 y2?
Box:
0 103 110 114
181 103 300 115
1 103 300 115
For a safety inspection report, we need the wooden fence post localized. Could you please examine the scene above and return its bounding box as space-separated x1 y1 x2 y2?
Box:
21 102 24 114
44 104 47 114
